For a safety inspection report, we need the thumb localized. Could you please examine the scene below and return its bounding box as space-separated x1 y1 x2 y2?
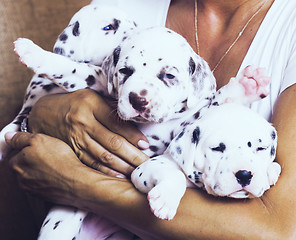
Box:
5 131 32 150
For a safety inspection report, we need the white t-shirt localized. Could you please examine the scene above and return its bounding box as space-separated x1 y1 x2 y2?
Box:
91 0 296 121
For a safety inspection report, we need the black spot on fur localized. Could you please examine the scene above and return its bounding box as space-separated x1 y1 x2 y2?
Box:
42 219 50 227
176 129 185 141
85 75 95 86
113 46 121 66
189 57 196 75
37 74 45 79
53 74 63 79
54 47 65 56
194 111 200 119
196 63 202 75
53 221 61 230
149 146 159 153
59 32 68 42
270 145 276 156
72 21 80 36
178 107 186 113
176 146 182 155
140 89 148 96
72 69 76 74
271 131 276 140
42 83 58 92
192 127 200 145
211 143 226 153
248 142 252 147
113 19 121 32
151 135 160 141
170 131 174 140
181 121 190 127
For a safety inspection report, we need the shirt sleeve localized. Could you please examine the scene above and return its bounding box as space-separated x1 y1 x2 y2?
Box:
280 23 296 93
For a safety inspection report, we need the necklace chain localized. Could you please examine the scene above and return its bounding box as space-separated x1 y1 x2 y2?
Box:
194 0 268 73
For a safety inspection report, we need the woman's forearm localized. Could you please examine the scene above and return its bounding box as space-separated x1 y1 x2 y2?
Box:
76 165 290 240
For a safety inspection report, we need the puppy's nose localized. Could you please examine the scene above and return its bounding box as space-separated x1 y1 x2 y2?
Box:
129 92 148 113
235 170 253 187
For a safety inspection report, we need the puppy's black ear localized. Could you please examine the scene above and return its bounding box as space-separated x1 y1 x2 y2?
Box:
113 46 121 67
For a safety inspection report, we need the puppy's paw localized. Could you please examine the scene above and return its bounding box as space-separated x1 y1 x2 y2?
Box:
0 123 19 160
14 38 47 72
237 65 270 101
0 140 11 161
148 184 181 221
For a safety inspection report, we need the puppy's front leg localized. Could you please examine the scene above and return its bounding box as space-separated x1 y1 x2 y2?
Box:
131 155 186 220
14 38 108 95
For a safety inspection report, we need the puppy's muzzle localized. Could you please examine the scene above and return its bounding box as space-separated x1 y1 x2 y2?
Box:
129 92 148 112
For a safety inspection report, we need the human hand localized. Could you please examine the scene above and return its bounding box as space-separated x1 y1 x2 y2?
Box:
28 89 149 177
5 132 90 204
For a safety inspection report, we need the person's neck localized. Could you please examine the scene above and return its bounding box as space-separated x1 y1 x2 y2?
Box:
196 0 269 35
197 0 267 14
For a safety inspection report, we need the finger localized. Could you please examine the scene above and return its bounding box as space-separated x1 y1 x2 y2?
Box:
92 99 149 149
78 143 130 177
87 121 149 167
5 131 34 150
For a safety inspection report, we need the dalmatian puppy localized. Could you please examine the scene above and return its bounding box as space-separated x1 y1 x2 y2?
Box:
0 3 137 159
4 4 279 239
131 103 281 220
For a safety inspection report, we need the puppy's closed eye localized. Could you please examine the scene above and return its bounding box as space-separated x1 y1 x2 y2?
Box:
211 143 226 153
256 146 267 151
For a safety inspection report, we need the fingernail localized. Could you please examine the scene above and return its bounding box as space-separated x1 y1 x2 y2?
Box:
116 174 126 179
138 140 149 149
4 132 17 142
